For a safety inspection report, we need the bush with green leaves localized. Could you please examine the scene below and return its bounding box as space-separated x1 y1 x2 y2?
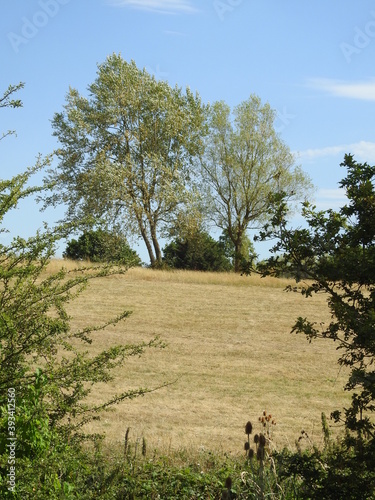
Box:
256 155 375 437
274 414 375 499
163 230 232 271
0 168 164 499
0 84 162 499
248 154 375 497
63 229 142 265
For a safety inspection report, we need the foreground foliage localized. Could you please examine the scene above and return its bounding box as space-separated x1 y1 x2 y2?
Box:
255 155 375 438
245 154 375 497
0 84 162 498
0 431 297 499
3 419 375 499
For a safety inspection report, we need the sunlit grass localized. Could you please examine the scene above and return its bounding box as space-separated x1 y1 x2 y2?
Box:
49 259 350 453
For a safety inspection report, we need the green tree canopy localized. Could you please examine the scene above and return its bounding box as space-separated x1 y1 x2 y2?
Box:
219 229 257 272
200 95 313 272
44 53 206 268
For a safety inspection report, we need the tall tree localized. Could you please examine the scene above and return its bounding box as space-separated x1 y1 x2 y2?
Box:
200 95 312 272
44 54 206 267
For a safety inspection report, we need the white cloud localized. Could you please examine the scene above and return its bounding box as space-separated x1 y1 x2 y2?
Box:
110 0 197 14
350 141 375 161
295 145 346 161
294 141 375 163
307 77 375 101
318 188 346 200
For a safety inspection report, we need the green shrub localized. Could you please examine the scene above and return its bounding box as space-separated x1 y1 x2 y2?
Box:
163 230 232 271
0 169 161 498
0 83 161 498
275 422 375 499
63 229 142 266
248 155 375 496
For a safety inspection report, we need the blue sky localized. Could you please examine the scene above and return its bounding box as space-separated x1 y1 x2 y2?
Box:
1 0 375 262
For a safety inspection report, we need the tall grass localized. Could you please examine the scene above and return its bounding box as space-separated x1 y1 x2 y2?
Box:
48 259 291 287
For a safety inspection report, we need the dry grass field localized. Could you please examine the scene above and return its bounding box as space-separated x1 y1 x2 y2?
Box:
49 260 350 455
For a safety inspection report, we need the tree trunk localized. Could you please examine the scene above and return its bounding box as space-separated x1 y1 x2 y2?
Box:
234 247 241 272
142 230 156 267
233 236 243 273
150 222 163 267
135 215 156 266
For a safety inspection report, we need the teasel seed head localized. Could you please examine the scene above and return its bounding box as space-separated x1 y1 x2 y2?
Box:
254 434 259 444
248 448 254 459
244 442 250 451
259 433 266 447
245 421 253 435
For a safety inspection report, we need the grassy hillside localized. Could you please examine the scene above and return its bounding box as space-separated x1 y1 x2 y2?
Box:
51 261 350 454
